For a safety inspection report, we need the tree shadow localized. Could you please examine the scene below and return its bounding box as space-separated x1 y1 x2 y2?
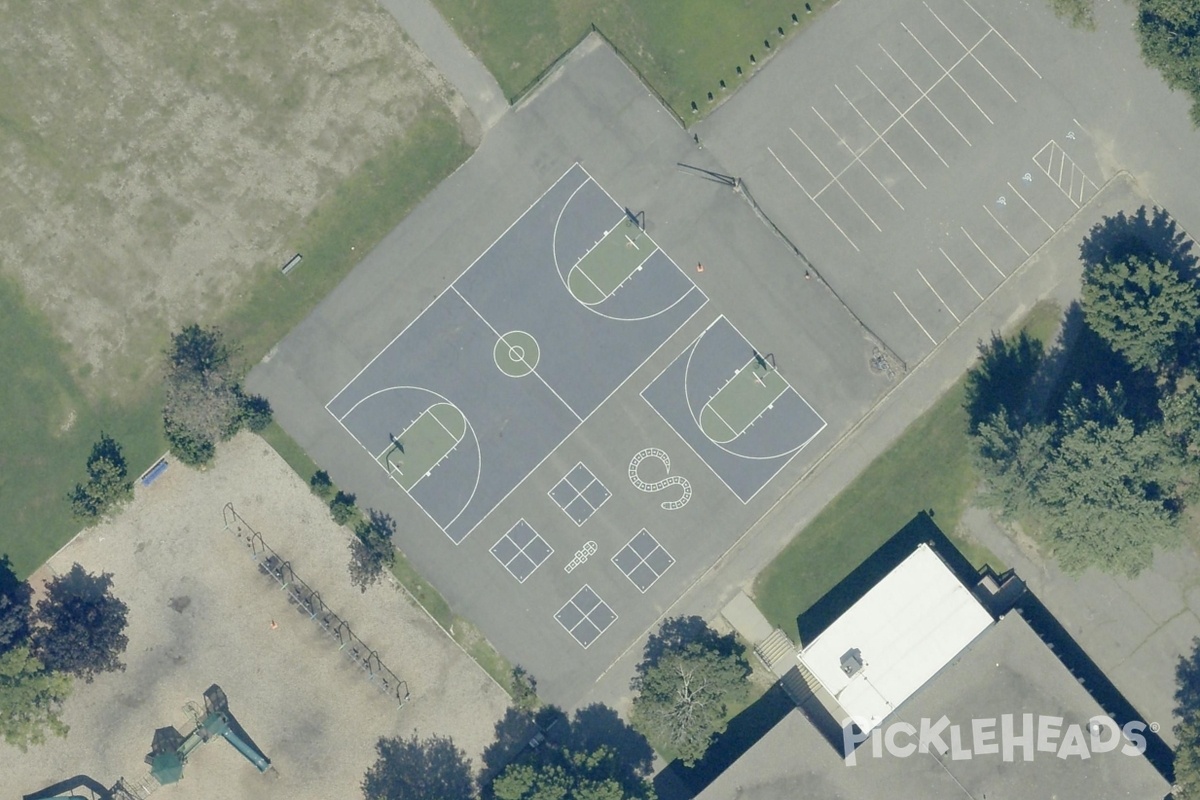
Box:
652 683 797 800
565 703 654 782
965 330 1044 433
479 706 540 786
0 553 32 653
637 615 741 675
1175 637 1200 719
1079 205 1197 277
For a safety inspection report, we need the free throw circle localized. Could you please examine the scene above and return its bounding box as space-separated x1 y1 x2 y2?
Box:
494 331 540 378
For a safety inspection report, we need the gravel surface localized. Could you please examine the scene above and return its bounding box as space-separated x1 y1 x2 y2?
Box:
7 432 509 798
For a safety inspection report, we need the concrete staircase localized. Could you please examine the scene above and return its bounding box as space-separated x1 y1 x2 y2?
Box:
779 660 823 706
753 627 797 673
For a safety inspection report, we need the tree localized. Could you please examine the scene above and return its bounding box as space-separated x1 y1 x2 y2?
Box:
0 646 72 751
347 510 396 592
0 556 32 655
330 491 358 525
1137 0 1200 126
629 616 750 766
492 751 626 800
1175 639 1200 798
510 666 539 713
1081 254 1200 372
162 324 270 466
1161 379 1200 464
32 563 129 682
68 433 133 519
361 733 475 800
1047 0 1095 30
964 331 1043 433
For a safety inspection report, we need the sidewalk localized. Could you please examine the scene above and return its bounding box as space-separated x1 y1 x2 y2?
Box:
375 0 508 132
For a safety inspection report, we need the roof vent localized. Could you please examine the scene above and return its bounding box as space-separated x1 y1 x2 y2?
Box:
840 648 864 677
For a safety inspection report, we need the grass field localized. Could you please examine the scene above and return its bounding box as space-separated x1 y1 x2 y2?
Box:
0 108 469 580
431 0 835 119
752 301 1063 636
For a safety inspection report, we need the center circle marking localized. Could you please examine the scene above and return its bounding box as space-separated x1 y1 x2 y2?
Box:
494 331 540 378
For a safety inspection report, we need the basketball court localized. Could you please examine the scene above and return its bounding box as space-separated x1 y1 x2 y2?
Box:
325 163 708 543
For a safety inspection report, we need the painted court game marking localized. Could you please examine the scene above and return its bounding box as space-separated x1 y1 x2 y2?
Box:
628 448 692 510
490 519 553 584
555 585 617 648
376 402 467 492
548 462 611 526
612 529 675 593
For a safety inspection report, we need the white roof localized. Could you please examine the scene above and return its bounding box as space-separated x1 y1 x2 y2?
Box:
797 543 993 734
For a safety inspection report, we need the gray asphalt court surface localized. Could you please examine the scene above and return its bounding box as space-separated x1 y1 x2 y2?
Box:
325 164 706 543
642 315 827 502
250 36 882 706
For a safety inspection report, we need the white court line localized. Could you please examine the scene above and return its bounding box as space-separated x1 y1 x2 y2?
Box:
1007 181 1055 231
960 226 1006 276
876 48 950 167
769 146 860 251
813 104 904 209
854 66 930 187
902 22 990 129
923 1 1016 102
939 247 984 299
961 0 1042 79
820 32 990 191
793 129 883 231
983 205 1030 256
917 268 961 322
326 164 589 411
451 286 583 422
893 291 938 345
704 403 740 441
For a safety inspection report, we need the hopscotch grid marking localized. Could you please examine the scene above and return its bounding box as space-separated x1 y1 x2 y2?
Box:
853 65 934 184
901 22 988 132
769 147 860 251
960 226 1006 276
923 1 1016 102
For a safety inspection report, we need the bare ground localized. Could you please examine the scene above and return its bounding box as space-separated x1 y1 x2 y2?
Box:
0 0 471 396
5 432 508 798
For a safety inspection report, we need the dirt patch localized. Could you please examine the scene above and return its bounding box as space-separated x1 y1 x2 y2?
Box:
0 0 467 397
5 432 509 798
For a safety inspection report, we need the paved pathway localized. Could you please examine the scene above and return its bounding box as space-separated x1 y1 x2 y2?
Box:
376 0 508 131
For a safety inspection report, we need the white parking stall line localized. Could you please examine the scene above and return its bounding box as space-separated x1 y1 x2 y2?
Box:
1032 140 1097 208
923 1 1016 102
796 129 883 231
854 66 931 187
902 22 992 129
1006 182 1056 232
917 268 961 322
876 47 950 167
939 247 984 300
894 291 938 345
769 146 860 251
960 226 1006 276
961 0 1042 79
984 205 1030 256
820 97 904 209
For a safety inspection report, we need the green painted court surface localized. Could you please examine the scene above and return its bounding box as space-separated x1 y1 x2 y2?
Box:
700 362 789 443
380 403 466 490
567 219 651 304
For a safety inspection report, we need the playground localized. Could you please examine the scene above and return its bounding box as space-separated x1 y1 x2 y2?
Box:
7 434 508 800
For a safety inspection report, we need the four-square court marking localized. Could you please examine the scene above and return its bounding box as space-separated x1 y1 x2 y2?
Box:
549 462 611 526
555 585 617 648
612 529 675 593
491 519 553 583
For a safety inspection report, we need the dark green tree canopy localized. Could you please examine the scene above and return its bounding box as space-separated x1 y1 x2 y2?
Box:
348 510 396 592
32 563 129 682
629 616 751 766
361 733 474 800
69 432 133 519
1137 0 1200 126
1174 638 1200 798
0 645 72 751
0 556 32 655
